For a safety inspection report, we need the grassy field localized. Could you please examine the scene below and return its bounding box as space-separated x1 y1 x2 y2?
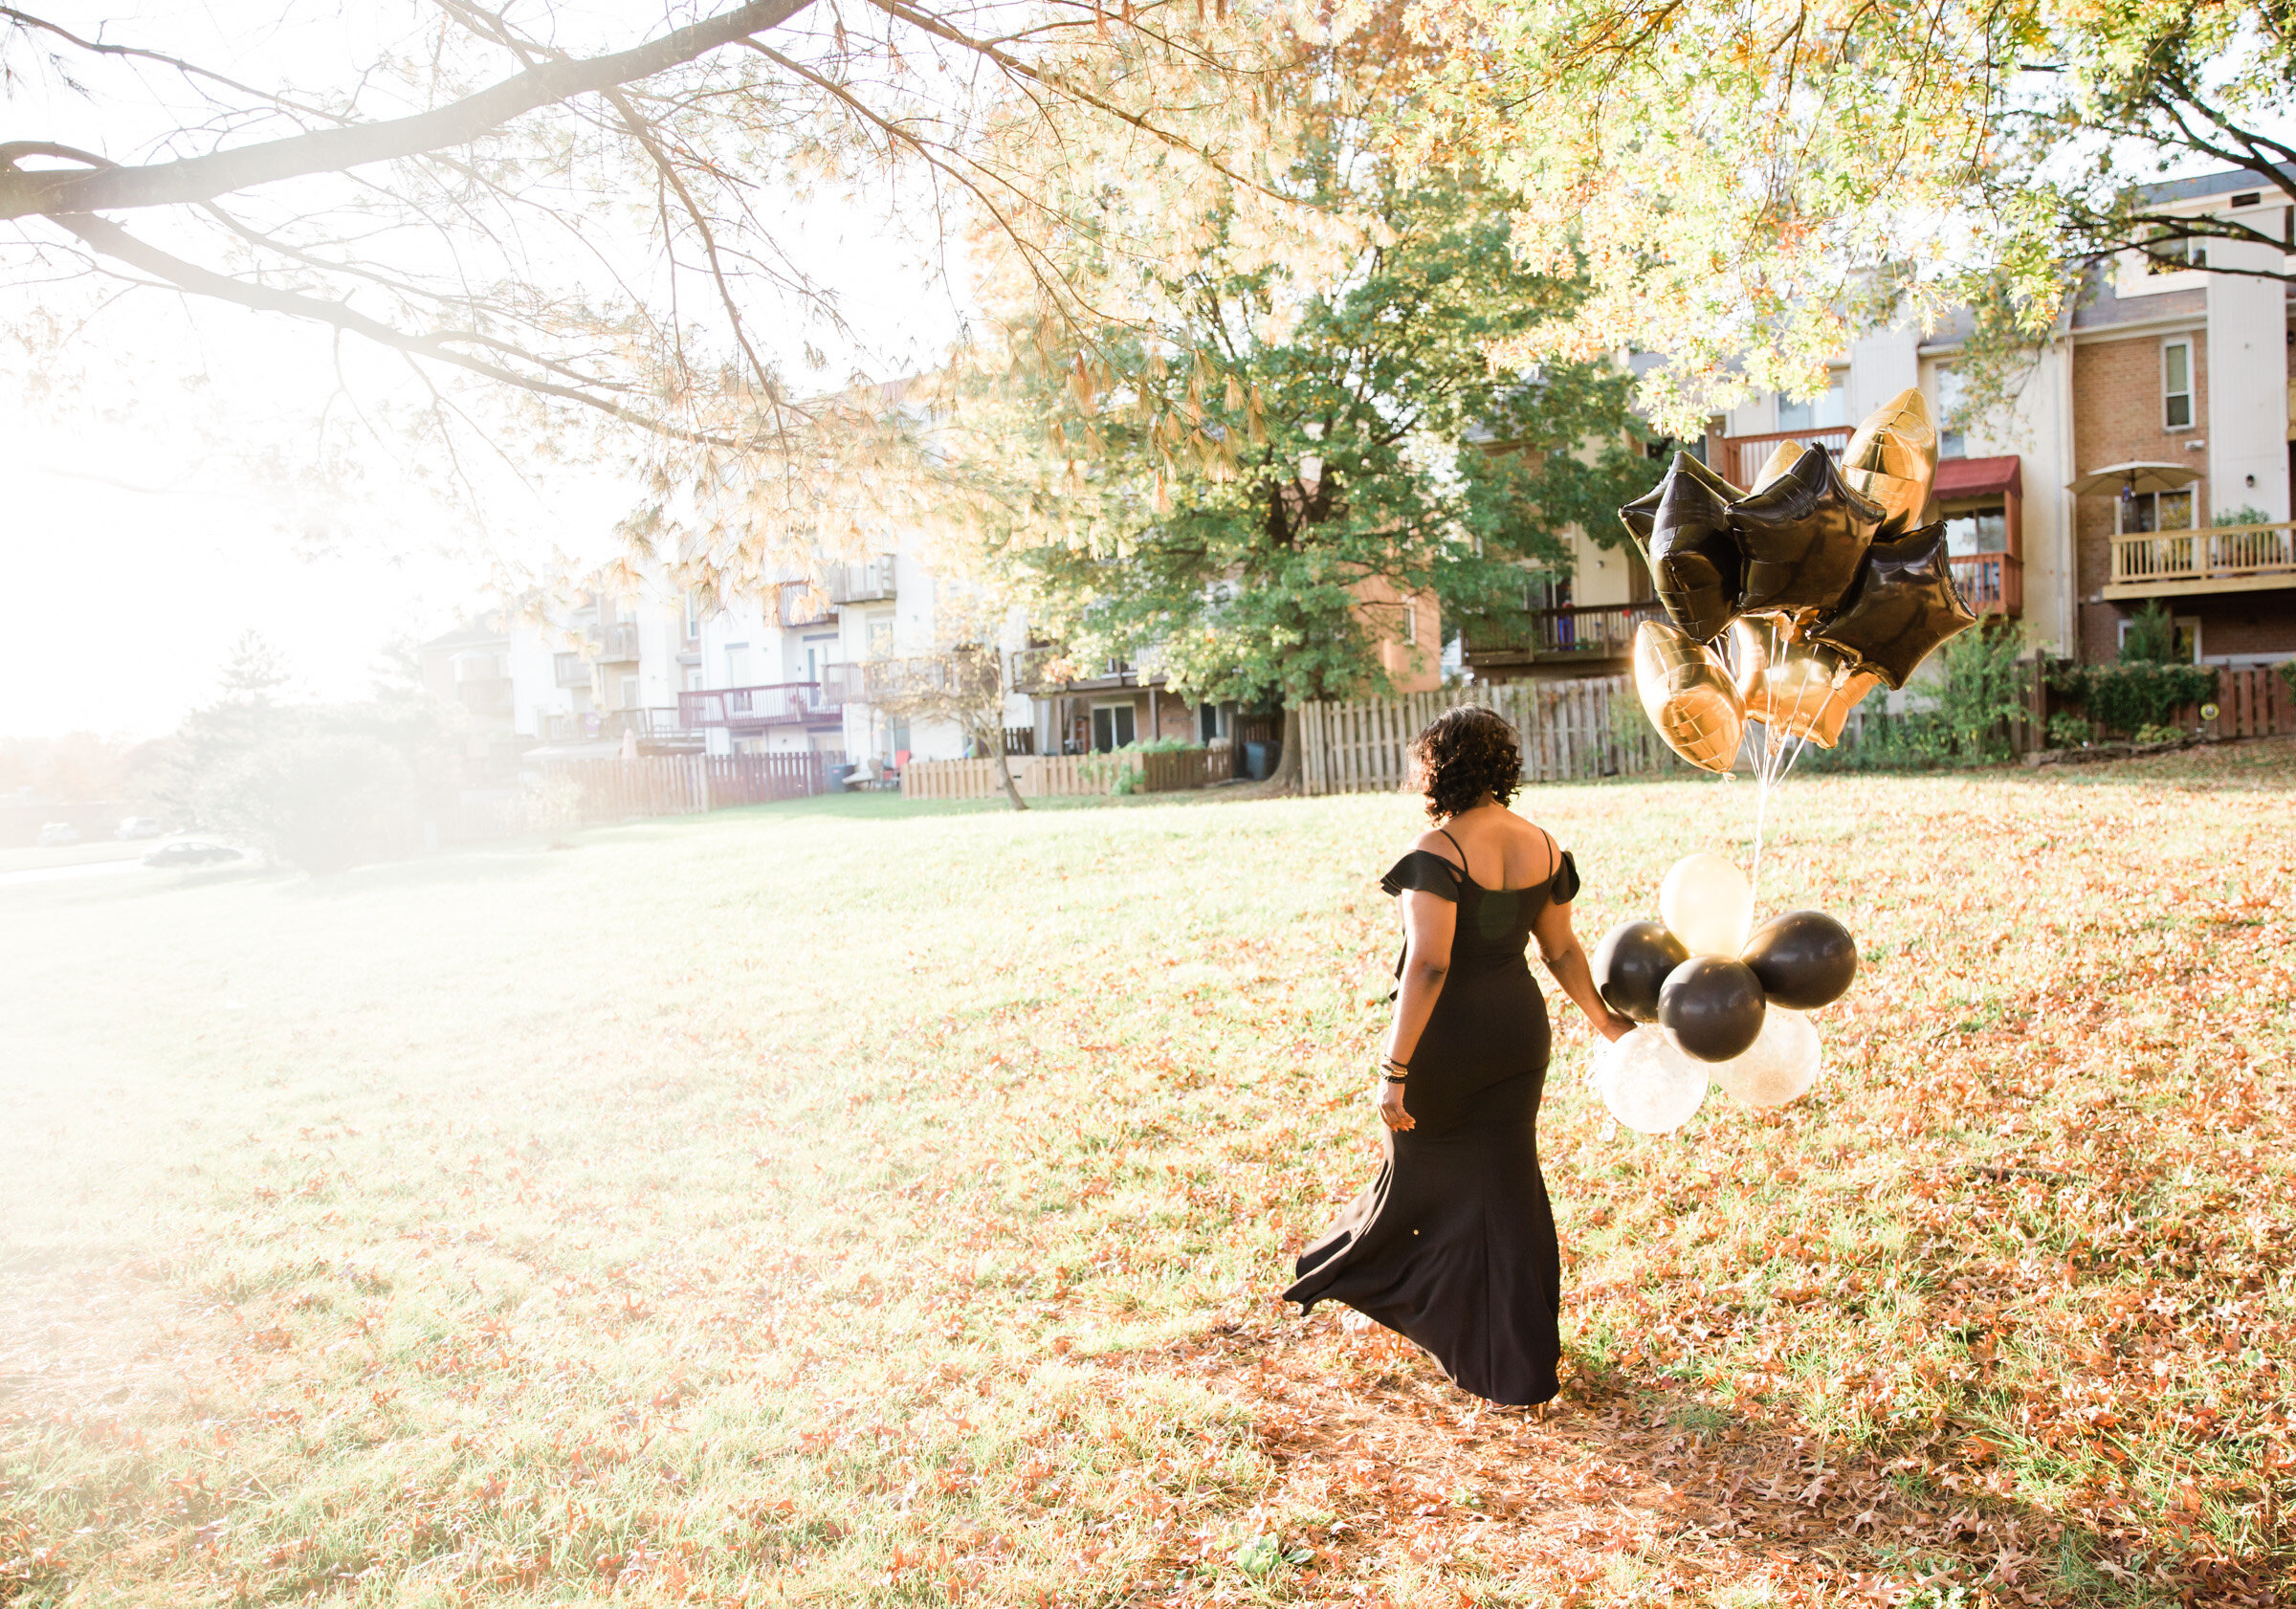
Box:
3 746 2293 1608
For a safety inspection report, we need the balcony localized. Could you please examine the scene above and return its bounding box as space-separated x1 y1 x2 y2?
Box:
1011 646 1156 694
679 678 849 731
455 675 515 718
1711 426 1853 489
1464 603 1664 667
828 558 896 605
553 651 590 688
862 652 1000 704
780 583 835 628
2104 522 2296 600
541 707 701 746
1948 551 2022 617
593 622 640 662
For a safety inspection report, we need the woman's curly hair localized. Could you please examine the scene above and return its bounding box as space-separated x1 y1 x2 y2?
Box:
1410 706 1522 820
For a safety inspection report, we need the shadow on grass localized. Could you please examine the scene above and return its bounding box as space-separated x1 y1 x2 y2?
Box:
1105 1312 2282 1607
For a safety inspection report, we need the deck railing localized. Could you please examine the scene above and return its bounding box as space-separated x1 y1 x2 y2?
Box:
1467 603 1663 663
678 680 847 729
2108 522 2296 594
1947 551 2022 617
1712 426 1853 488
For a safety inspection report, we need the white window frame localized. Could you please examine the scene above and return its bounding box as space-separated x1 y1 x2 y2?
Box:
1402 601 1418 645
2163 339 2195 430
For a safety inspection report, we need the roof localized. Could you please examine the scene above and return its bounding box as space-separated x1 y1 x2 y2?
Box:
1934 455 2021 500
2135 165 2295 207
418 614 510 652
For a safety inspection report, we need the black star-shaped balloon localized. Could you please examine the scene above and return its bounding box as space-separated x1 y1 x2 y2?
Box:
1812 521 1977 689
1726 445 1884 624
1634 452 1743 644
1617 452 1742 549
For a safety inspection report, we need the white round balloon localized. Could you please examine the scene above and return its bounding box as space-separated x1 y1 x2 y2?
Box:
1711 1006 1822 1109
1594 1026 1709 1134
1658 852 1755 958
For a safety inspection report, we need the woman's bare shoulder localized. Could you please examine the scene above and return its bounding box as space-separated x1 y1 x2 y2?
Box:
1407 827 1465 871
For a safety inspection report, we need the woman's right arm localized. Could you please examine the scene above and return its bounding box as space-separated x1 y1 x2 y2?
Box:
1379 889 1456 1132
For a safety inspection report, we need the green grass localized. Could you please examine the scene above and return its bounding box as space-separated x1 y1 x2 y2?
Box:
3 751 2293 1606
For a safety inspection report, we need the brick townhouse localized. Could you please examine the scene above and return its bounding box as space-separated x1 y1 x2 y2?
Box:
1468 165 2296 683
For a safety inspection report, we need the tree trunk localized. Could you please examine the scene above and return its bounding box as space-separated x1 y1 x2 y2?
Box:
1268 702 1304 794
993 731 1029 811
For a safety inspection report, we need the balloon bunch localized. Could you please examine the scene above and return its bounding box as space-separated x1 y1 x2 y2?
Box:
1587 853 1857 1133
1623 387 1977 782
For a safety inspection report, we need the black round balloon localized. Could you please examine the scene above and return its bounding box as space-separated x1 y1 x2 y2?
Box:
1742 909 1858 1010
1592 919 1690 1024
1657 957 1767 1063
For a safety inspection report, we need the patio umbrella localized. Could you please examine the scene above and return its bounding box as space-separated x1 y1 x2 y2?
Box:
2065 461 2200 496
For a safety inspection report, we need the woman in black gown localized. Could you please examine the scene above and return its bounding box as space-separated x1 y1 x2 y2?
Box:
1287 707 1633 1406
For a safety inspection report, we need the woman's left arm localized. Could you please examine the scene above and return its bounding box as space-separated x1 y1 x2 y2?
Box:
1533 896 1635 1042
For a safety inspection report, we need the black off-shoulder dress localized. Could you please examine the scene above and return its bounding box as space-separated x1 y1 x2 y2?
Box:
1285 828 1580 1406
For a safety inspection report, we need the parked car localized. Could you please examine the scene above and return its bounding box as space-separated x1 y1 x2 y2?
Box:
142 840 244 868
36 822 80 847
115 817 165 840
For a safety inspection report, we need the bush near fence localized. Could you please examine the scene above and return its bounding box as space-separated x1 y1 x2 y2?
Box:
1299 676 1667 796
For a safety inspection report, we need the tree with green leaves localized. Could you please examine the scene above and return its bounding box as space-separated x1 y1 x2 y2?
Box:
948 38 1649 789
1394 0 2296 430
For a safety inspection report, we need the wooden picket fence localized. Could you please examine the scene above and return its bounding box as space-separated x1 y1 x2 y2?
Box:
902 747 1216 801
2201 664 2296 738
549 753 824 823
1299 676 1669 796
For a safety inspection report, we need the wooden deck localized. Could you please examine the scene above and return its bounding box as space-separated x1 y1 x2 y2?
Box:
2105 522 2296 600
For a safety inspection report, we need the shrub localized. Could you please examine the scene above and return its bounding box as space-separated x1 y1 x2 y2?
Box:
1809 621 2029 771
2046 712 2094 748
2213 504 2272 528
2118 601 2183 665
2280 659 2296 701
1080 738 1197 795
508 773 585 836
194 734 418 872
2049 660 2217 738
2132 722 2185 745
1930 620 2030 762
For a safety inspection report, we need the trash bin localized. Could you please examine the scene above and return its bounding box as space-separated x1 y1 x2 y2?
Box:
1243 740 1278 781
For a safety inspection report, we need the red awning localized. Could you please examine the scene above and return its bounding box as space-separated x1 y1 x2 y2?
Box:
1933 454 2021 500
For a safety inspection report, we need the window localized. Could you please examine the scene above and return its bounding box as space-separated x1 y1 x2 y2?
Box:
724 642 750 685
2117 614 2200 662
2146 234 2206 274
1199 702 1225 743
2163 341 2194 430
1777 375 1847 431
619 675 639 711
1091 704 1137 751
1942 505 2008 556
866 613 894 660
2124 489 2195 533
683 591 702 642
1402 602 1418 645
1934 366 1967 459
2232 191 2261 209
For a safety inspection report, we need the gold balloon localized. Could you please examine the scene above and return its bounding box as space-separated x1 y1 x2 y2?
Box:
1634 620 1745 773
1840 386 1938 538
1727 615 1883 749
